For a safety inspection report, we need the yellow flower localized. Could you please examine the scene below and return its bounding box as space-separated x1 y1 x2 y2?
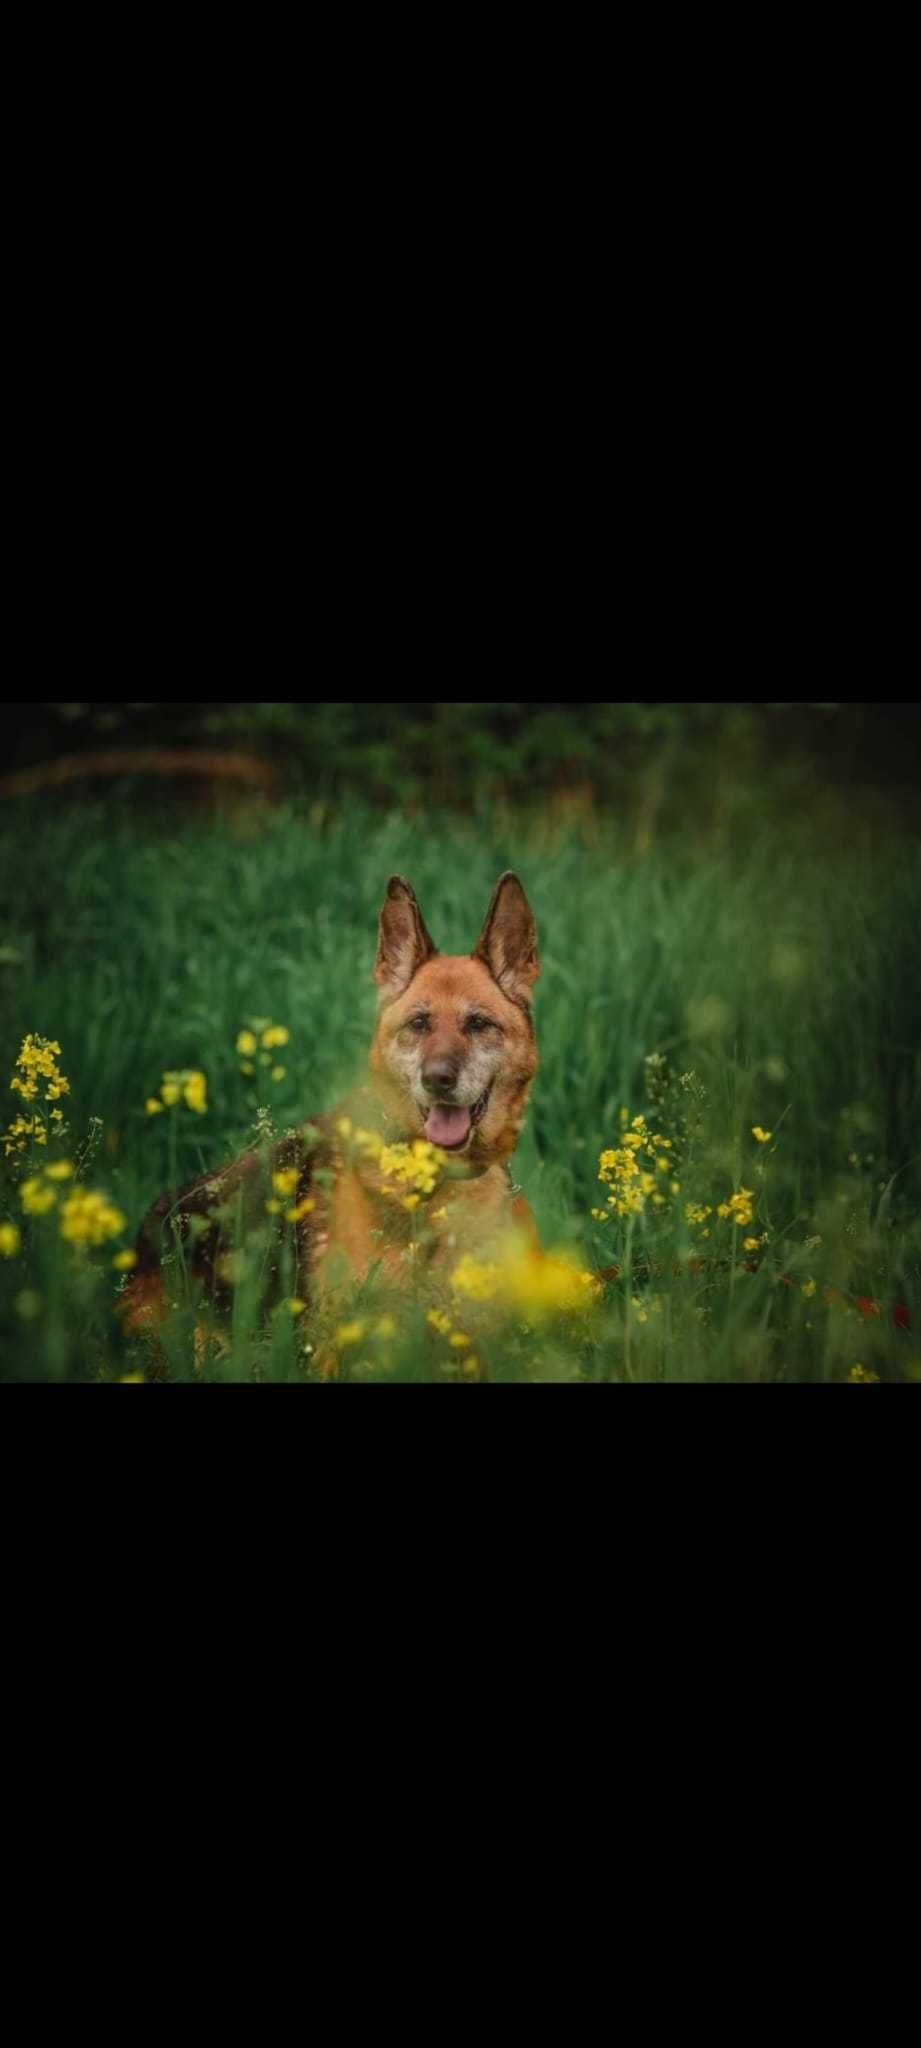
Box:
10 1034 70 1106
272 1169 299 1199
752 1127 772 1144
376 1316 397 1340
113 1249 138 1271
21 1177 58 1217
402 1193 421 1211
271 1067 286 1083
378 1139 440 1195
237 1030 258 1057
261 1026 290 1050
286 1299 307 1317
337 1118 353 1140
450 1332 472 1348
146 1097 165 1115
427 1309 453 1336
44 1160 75 1181
450 1254 501 1303
432 1205 448 1221
120 1372 146 1384
286 1196 316 1224
240 1061 256 1077
743 1236 761 1252
801 1279 816 1298
160 1081 180 1106
182 1072 208 1114
847 1364 880 1383
334 1319 366 1346
0 1223 21 1258
265 1199 282 1215
59 1189 127 1247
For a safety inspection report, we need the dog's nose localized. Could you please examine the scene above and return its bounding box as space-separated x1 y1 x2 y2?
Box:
422 1057 460 1099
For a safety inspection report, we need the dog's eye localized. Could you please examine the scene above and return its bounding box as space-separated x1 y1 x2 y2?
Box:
466 1015 491 1033
407 1015 430 1034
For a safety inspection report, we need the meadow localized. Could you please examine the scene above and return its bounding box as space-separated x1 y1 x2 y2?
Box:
1 769 919 1382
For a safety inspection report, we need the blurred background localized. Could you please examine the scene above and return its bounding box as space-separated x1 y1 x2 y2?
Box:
4 700 920 836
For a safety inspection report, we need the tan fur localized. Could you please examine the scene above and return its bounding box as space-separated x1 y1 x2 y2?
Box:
122 872 543 1350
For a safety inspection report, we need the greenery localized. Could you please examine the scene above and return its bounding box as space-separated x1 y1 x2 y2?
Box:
1 766 918 1382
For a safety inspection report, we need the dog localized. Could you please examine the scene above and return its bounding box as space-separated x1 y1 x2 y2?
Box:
122 871 542 1340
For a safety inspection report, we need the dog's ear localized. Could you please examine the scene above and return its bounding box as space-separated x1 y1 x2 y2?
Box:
474 872 540 1003
374 876 438 1002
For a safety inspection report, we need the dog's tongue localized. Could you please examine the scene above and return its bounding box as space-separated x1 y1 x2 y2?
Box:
425 1105 472 1149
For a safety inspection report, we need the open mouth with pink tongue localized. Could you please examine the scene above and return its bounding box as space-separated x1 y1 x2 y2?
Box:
424 1089 490 1151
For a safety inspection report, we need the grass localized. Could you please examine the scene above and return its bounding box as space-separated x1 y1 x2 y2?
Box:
1 781 919 1382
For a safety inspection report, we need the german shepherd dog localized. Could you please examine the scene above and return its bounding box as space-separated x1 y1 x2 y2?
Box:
123 872 541 1338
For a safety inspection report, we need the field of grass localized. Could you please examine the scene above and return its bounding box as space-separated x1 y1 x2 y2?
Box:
1 781 919 1382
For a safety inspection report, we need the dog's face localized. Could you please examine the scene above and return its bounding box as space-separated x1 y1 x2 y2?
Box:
369 872 540 1168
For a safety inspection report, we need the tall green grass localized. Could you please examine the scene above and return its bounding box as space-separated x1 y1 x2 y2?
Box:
1 785 919 1381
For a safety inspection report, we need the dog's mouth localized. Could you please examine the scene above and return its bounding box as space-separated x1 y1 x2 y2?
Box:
424 1088 491 1152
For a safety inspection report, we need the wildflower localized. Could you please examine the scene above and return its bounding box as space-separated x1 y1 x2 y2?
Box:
286 1196 316 1224
337 1118 353 1140
717 1188 755 1228
462 1354 481 1380
261 1026 290 1050
450 1254 501 1303
4 1114 42 1159
10 1034 70 1105
182 1071 208 1114
160 1081 181 1107
334 1319 366 1346
286 1299 307 1317
0 1223 21 1258
801 1279 816 1298
402 1193 421 1211
272 1169 299 1199
271 1067 286 1083
21 1177 58 1217
450 1331 472 1348
113 1249 138 1271
685 1203 713 1227
847 1364 880 1383
752 1127 772 1144
59 1189 127 1248
146 1098 165 1116
427 1309 453 1335
378 1139 441 1198
743 1236 762 1252
466 1241 599 1317
120 1372 146 1384
376 1316 396 1340
265 1199 282 1216
237 1030 258 1057
44 1160 75 1182
432 1206 448 1222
